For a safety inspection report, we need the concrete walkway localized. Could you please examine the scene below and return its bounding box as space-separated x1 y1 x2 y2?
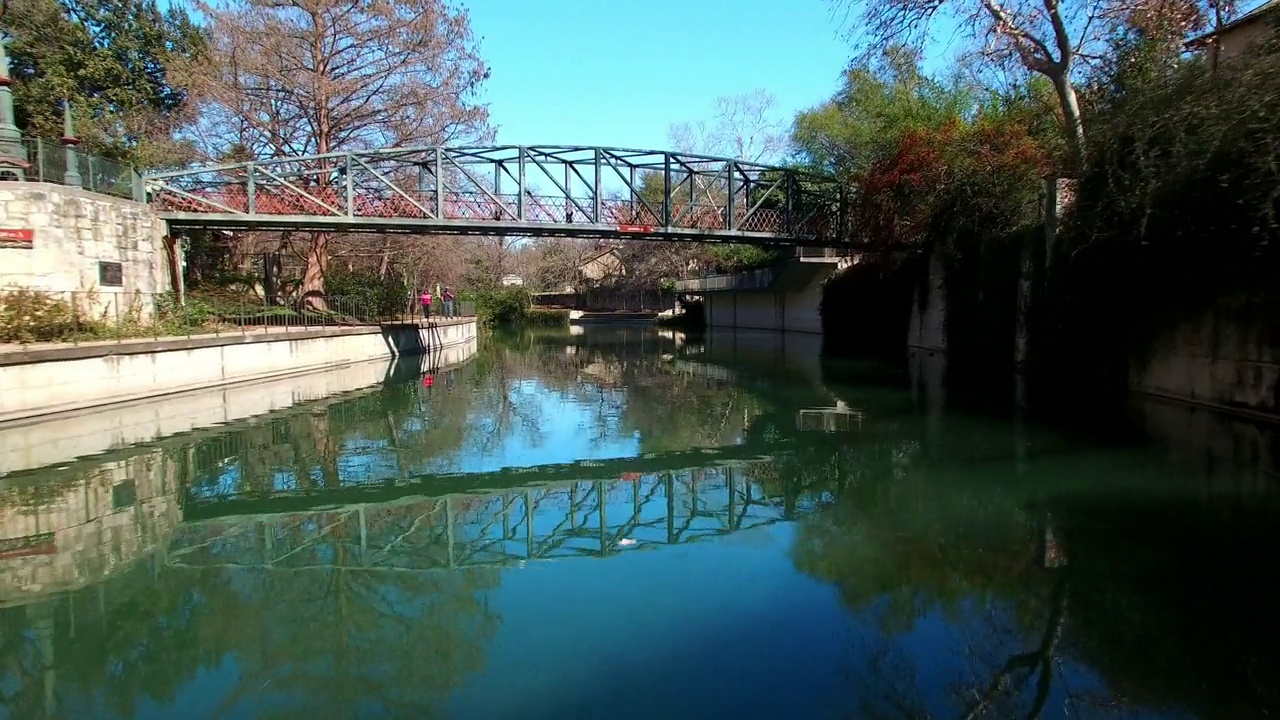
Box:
0 317 476 360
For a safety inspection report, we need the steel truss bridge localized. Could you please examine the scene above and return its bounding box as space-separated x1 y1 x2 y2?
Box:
166 462 833 574
145 145 848 245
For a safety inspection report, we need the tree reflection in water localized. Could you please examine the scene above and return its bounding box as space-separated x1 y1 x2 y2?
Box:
789 407 1280 720
0 556 499 719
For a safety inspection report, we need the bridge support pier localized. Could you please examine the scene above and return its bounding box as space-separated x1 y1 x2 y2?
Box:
677 252 849 335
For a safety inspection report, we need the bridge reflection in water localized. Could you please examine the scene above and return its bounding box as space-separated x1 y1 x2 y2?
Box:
168 465 831 575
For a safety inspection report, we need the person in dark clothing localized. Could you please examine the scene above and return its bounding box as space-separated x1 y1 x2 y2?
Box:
443 287 456 318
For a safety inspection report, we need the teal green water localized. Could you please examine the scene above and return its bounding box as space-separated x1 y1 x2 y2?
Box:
0 327 1277 719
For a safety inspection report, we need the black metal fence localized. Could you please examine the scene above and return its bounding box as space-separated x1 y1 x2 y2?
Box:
0 289 476 345
2 138 139 199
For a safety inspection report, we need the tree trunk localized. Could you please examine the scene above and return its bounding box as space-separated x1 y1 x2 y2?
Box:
300 231 329 310
1052 72 1086 172
263 251 282 304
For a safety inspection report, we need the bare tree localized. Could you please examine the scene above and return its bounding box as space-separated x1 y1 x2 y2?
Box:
668 89 789 163
657 90 788 275
462 235 524 290
526 237 593 292
827 0 1233 169
190 0 490 305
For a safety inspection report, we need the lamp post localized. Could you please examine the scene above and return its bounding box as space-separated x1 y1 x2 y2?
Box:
61 101 82 187
0 37 28 177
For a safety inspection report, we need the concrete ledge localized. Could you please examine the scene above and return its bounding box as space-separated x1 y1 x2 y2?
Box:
0 317 475 366
0 318 477 423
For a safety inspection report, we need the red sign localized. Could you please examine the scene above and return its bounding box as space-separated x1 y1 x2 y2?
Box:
0 228 33 249
616 224 654 233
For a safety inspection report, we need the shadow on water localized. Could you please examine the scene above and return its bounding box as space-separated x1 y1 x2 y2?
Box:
0 325 1275 719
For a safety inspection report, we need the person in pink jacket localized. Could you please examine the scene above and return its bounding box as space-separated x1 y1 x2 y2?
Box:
419 290 433 320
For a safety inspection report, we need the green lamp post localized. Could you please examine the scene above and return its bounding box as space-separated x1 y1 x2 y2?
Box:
0 37 28 177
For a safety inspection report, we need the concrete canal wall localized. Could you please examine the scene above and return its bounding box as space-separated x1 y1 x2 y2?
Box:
0 342 476 475
0 339 478 603
0 318 477 424
1131 298 1279 418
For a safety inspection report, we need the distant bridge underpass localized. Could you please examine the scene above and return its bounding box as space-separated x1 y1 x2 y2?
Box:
145 145 848 246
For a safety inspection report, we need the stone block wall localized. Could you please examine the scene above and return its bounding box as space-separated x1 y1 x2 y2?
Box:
0 182 170 319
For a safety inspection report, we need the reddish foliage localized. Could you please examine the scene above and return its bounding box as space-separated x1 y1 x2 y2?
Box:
847 115 1048 251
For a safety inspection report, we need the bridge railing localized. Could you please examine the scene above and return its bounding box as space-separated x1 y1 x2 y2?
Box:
673 265 782 293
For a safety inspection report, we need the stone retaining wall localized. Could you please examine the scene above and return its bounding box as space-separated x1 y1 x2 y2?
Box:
0 183 169 318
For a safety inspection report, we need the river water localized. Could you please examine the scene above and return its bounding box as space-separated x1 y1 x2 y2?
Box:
0 327 1276 719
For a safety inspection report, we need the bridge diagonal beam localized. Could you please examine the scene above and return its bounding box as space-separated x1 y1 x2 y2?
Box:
600 148 664 226
742 173 787 227
524 147 595 223
442 152 518 221
149 181 245 214
253 164 343 216
565 151 604 222
349 154 436 219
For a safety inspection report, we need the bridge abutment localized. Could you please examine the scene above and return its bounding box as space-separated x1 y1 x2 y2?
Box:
678 254 849 335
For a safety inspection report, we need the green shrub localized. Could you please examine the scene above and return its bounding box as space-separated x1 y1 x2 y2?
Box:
474 288 531 326
155 293 220 330
469 288 570 326
327 268 408 318
0 288 79 343
708 244 783 273
526 308 570 326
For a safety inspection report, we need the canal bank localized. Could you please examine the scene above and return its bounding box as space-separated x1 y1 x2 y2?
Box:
0 317 477 423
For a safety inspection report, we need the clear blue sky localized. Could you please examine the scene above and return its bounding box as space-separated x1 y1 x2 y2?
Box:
464 0 854 151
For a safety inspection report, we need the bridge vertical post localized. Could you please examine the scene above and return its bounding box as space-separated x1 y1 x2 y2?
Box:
785 173 795 235
665 472 675 543
525 490 535 559
726 161 736 231
344 154 354 217
246 163 256 215
502 493 513 539
662 154 672 228
593 149 602 223
597 479 607 555
564 160 572 223
445 496 455 568
517 146 526 221
727 467 736 528
434 147 444 219
630 165 637 220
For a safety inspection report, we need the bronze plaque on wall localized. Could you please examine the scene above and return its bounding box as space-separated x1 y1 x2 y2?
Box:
98 261 124 287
